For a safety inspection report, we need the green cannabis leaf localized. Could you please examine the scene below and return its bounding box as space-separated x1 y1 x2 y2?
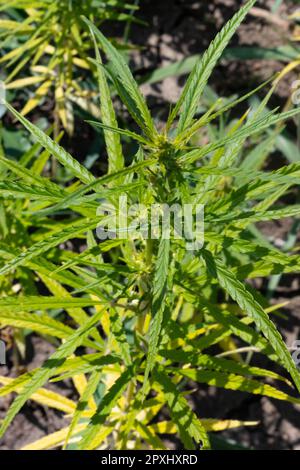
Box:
1 0 300 451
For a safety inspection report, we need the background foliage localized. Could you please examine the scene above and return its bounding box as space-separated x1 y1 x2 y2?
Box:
0 0 300 450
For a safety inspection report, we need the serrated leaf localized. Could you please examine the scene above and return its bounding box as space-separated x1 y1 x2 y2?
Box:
0 217 102 276
176 368 300 404
0 376 76 415
77 367 133 450
161 350 290 385
32 159 154 218
0 152 65 197
143 237 170 393
0 296 104 310
0 306 106 438
0 309 74 339
149 419 258 434
90 30 124 174
64 370 101 449
153 368 210 450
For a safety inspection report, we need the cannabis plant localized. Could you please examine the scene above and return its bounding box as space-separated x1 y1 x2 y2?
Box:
1 0 300 450
0 0 139 134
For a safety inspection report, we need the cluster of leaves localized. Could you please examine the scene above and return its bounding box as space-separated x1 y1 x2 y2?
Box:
0 0 139 134
145 2 300 194
0 0 300 450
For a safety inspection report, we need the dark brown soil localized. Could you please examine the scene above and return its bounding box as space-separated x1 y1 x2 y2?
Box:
0 337 76 450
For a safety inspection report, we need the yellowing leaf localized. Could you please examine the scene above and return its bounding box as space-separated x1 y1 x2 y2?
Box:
149 419 258 434
21 423 87 450
21 79 53 116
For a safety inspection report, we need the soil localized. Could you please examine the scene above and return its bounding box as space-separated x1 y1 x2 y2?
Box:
129 0 297 105
1 0 300 450
0 337 73 450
